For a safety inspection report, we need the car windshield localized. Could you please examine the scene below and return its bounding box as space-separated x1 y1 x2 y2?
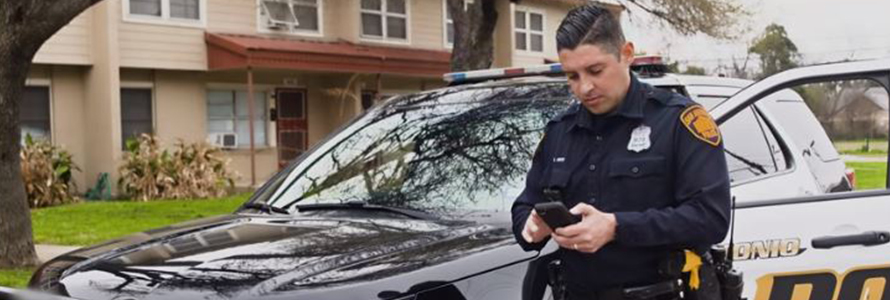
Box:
253 82 572 218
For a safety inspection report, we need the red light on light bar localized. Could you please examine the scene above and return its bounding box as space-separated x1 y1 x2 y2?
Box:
632 55 663 66
504 68 525 76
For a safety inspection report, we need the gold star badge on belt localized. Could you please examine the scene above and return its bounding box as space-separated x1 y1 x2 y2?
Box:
680 105 721 147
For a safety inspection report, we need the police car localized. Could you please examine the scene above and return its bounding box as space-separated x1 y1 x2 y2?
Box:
635 58 854 201
27 59 890 300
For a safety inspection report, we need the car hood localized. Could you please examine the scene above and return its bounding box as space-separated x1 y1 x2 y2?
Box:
50 214 532 300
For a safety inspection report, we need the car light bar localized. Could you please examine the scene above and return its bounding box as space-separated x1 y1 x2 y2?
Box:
443 63 564 84
632 55 664 66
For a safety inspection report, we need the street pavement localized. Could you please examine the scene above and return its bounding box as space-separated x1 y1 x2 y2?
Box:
35 245 80 264
840 154 888 162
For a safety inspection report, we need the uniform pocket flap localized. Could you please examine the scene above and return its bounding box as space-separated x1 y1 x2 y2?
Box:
544 165 573 188
608 157 666 178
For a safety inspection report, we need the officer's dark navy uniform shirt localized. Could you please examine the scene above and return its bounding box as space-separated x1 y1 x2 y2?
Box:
511 74 731 293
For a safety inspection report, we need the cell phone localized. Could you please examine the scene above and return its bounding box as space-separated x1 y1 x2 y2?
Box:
534 202 581 229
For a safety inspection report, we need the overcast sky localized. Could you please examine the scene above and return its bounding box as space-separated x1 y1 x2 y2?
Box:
615 0 890 74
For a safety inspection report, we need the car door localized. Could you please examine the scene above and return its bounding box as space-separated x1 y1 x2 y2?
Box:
710 59 890 300
684 84 822 202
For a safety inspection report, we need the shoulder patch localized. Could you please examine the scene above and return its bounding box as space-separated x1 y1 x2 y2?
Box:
680 105 721 146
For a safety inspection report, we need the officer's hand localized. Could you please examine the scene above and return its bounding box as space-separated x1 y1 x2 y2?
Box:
551 203 617 253
522 210 552 244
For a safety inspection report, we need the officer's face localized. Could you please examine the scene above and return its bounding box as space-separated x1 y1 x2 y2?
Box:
559 43 634 115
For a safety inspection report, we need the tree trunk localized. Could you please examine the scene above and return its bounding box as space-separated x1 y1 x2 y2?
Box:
449 0 499 72
0 38 40 269
0 0 103 268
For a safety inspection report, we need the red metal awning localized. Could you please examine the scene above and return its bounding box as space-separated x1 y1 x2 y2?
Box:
206 33 451 77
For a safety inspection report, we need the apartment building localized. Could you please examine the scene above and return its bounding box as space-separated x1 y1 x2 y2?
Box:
22 0 612 192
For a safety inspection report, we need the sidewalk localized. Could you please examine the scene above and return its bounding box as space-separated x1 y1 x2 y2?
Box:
840 154 888 162
35 245 80 263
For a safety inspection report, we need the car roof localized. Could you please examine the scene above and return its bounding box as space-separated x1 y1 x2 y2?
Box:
643 74 753 89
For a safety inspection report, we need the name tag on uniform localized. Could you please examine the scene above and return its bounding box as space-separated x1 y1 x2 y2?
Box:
628 124 651 152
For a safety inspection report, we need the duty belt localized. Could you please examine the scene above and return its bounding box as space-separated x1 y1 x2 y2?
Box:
569 281 681 300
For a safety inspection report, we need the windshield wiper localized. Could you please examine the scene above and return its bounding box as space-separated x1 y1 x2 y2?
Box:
290 200 435 220
240 202 291 215
724 149 768 175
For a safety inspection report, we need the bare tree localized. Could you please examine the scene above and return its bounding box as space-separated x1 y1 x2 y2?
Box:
448 0 499 71
447 0 749 72
621 0 749 39
0 0 104 268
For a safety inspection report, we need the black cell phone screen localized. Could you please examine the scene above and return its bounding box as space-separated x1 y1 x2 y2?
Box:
534 202 581 229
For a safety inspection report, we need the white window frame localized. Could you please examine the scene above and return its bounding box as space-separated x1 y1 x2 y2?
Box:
512 5 546 55
442 0 471 48
257 0 325 37
122 0 207 29
360 0 411 45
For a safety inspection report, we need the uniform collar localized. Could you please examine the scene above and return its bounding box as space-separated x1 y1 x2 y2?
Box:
569 73 645 132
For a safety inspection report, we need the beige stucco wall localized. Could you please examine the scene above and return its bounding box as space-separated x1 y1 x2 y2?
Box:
118 22 207 70
412 0 446 50
33 7 94 65
509 0 573 67
49 66 89 192
25 66 90 192
492 0 514 68
207 0 258 35
83 0 123 195
154 70 208 143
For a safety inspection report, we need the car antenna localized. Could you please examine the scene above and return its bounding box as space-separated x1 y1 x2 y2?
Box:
728 195 737 264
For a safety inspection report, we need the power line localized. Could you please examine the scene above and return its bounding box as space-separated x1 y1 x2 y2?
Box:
667 46 890 64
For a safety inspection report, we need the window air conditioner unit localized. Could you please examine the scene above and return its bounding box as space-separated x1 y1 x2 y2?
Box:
266 19 296 30
207 133 238 149
262 0 300 30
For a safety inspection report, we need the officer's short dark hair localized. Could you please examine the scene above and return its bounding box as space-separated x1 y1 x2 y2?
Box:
556 4 625 57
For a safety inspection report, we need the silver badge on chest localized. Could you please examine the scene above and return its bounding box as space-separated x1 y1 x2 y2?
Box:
627 124 651 152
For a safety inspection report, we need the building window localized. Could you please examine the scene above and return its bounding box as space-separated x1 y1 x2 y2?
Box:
361 0 408 41
121 88 154 149
443 0 471 47
170 0 200 19
514 7 544 52
130 0 162 16
20 86 51 144
260 0 322 34
125 0 205 26
207 90 268 148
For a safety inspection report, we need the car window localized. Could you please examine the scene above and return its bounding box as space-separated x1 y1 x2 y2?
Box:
260 84 572 215
720 106 790 183
760 80 889 192
692 94 790 183
754 107 789 174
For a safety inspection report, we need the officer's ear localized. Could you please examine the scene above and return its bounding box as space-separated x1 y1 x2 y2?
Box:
620 42 635 65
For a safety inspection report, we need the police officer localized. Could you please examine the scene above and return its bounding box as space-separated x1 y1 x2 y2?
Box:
511 4 731 300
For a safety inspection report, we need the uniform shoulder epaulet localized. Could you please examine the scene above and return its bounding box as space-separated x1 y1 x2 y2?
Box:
548 102 582 124
643 84 691 107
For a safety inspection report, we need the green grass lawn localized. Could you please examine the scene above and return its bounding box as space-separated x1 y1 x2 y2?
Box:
0 268 33 288
32 193 251 246
0 193 251 289
846 161 887 190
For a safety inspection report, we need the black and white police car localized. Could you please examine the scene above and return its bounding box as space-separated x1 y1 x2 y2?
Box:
23 58 890 300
